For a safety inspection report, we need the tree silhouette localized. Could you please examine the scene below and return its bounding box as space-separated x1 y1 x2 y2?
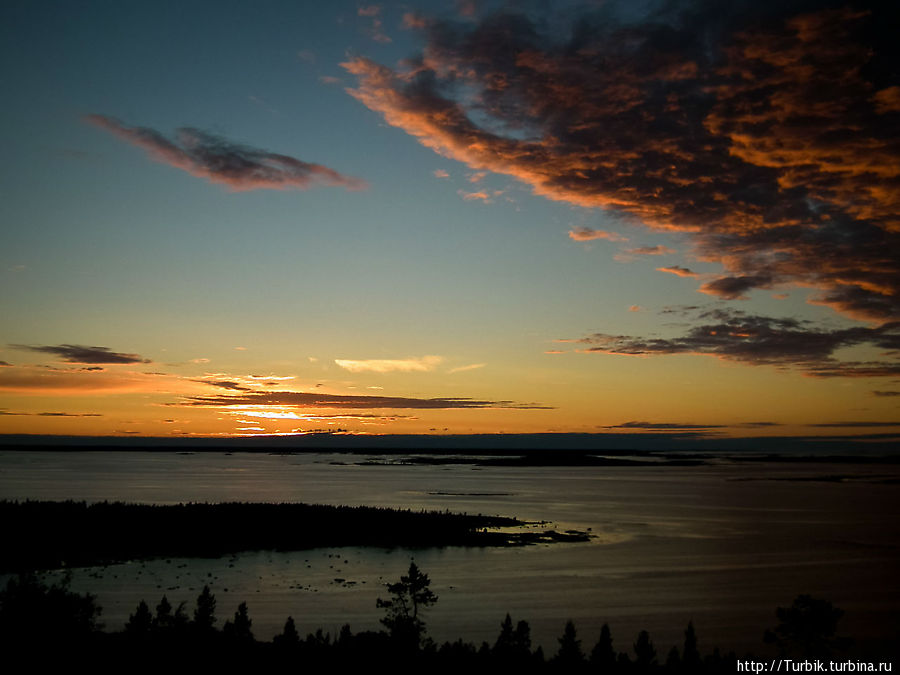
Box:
376 561 437 648
554 620 585 668
273 616 300 647
666 645 681 670
494 613 515 655
683 621 701 670
590 623 616 670
223 601 253 643
0 573 101 645
764 594 849 658
513 618 533 656
125 599 152 637
154 595 173 631
634 630 657 669
493 613 533 664
193 585 217 632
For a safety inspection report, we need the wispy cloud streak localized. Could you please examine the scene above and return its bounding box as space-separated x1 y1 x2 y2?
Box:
180 390 550 410
11 344 150 365
657 266 699 278
334 356 443 373
86 115 367 192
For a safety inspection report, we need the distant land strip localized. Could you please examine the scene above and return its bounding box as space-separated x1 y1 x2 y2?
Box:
2 433 900 456
0 500 590 572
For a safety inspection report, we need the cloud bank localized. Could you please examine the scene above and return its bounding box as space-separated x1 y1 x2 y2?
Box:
86 115 367 192
12 344 150 365
569 308 900 377
343 1 899 322
180 389 550 410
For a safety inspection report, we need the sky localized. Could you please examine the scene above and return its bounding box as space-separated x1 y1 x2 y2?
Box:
1 0 898 444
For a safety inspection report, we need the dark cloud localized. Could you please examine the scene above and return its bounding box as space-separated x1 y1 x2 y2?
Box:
36 412 103 417
193 379 254 392
872 390 900 397
0 361 11 367
11 344 151 365
699 275 772 300
800 361 900 379
607 420 783 430
0 409 102 417
807 421 900 428
180 390 551 410
344 1 900 322
604 421 725 430
86 115 368 192
569 308 900 376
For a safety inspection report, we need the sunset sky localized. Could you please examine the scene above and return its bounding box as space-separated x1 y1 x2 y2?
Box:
1 0 898 443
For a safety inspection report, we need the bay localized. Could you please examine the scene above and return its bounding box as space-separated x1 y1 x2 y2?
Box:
1 450 897 654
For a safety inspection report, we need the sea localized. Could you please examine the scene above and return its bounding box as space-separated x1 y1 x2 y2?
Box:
1 450 898 655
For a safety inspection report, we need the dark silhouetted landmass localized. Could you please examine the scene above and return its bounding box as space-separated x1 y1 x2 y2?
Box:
2 431 899 456
0 500 590 572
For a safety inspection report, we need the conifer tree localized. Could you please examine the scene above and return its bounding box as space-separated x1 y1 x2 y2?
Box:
125 599 152 636
555 620 584 666
193 585 217 632
376 561 437 648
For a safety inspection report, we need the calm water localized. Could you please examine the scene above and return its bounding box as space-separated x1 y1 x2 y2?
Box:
1 451 898 654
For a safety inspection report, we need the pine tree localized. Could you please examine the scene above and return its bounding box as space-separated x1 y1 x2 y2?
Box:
223 601 253 643
683 621 701 669
193 585 217 632
591 623 616 670
273 616 300 646
154 595 173 632
513 619 532 656
634 630 657 669
376 561 437 648
493 613 515 655
555 620 584 666
125 599 152 636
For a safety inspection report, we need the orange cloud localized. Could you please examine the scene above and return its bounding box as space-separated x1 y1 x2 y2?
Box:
458 190 491 202
568 227 627 242
657 266 699 278
343 5 899 323
627 246 676 256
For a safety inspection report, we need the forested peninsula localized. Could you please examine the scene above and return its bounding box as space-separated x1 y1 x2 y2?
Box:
0 500 589 571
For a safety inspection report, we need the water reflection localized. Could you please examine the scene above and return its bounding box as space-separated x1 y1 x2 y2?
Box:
1 451 898 652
